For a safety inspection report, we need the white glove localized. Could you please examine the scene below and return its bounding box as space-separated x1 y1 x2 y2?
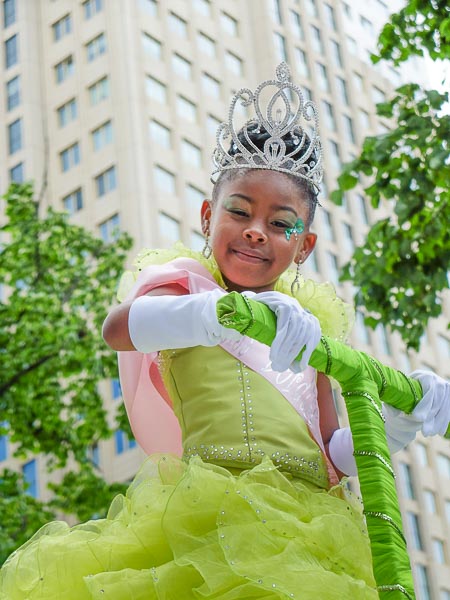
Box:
382 403 421 453
328 427 357 477
128 289 241 353
410 370 450 436
250 291 321 372
381 370 450 452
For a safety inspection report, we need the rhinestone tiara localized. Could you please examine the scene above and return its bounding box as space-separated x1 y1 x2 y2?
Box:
211 62 323 193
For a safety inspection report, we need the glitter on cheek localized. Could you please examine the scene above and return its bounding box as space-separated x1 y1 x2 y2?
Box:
285 218 305 241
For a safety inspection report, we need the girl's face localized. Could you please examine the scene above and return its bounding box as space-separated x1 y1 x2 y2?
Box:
201 170 317 293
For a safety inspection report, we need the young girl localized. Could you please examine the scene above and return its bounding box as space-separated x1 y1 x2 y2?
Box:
1 63 447 600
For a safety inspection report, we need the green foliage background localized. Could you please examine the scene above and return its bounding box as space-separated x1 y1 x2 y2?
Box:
0 183 132 563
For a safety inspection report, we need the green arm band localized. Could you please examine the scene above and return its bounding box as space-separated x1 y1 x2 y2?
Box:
217 292 448 600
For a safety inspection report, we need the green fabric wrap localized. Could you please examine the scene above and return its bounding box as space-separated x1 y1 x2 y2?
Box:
217 292 448 600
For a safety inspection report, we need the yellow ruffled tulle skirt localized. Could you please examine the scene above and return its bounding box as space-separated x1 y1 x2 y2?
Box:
0 455 378 599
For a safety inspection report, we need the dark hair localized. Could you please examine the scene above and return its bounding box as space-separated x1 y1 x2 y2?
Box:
212 123 320 227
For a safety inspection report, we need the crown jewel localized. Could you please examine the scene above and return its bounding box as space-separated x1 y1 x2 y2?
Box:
211 62 323 192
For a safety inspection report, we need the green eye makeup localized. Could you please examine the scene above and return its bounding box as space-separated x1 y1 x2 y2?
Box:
285 218 305 241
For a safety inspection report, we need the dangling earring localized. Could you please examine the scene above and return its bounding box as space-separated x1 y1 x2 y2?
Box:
202 226 212 259
291 260 302 295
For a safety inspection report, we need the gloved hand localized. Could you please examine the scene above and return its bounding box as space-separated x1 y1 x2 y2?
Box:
382 370 450 452
128 289 241 353
248 290 321 372
410 370 450 436
382 403 422 453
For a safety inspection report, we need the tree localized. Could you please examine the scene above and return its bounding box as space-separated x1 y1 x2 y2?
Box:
331 0 450 351
0 183 133 564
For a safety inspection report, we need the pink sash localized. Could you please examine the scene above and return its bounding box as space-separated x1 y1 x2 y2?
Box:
118 258 338 485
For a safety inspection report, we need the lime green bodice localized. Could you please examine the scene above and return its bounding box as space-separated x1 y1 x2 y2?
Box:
160 346 329 489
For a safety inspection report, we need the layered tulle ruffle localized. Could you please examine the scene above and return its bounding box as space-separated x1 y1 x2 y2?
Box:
0 456 377 599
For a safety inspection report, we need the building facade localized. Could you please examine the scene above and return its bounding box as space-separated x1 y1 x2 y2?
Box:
0 1 449 597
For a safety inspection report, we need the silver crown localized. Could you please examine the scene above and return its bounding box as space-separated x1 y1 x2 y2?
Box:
211 62 323 193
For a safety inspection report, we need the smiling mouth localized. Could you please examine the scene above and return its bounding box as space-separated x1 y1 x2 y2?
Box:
232 249 268 263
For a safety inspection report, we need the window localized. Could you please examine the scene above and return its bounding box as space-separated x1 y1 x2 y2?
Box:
141 0 157 16
89 76 110 105
324 4 337 30
328 140 341 171
63 188 83 214
220 12 238 36
353 72 364 93
407 512 423 550
437 454 450 478
83 0 102 19
55 55 74 83
193 0 210 17
294 48 309 78
310 26 323 54
115 429 137 454
197 32 216 58
343 115 356 144
9 162 23 182
181 139 202 167
289 10 303 39
415 565 431 600
149 120 171 149
225 51 243 76
207 114 220 135
57 98 77 127
111 379 122 399
60 142 80 172
96 166 117 197
398 462 415 499
92 120 113 151
0 424 8 461
321 101 336 132
176 95 197 123
6 75 20 110
355 311 370 344
8 118 22 154
86 33 106 62
53 14 72 41
316 63 329 91
321 210 335 241
87 443 100 467
304 0 317 17
373 86 386 105
415 443 428 467
274 32 288 62
190 231 204 252
172 53 192 80
142 33 162 59
168 12 187 37
433 539 446 564
447 500 450 523
423 489 436 514
330 40 343 68
99 214 120 242
341 223 354 255
377 325 391 355
5 34 18 69
186 184 204 213
441 590 450 600
270 0 282 24
202 72 221 99
355 194 369 224
3 0 16 27
158 212 180 245
326 252 339 285
154 165 175 195
336 76 349 105
342 2 351 18
359 109 371 131
23 459 39 497
146 76 167 103
360 15 373 34
437 335 450 357
346 35 358 54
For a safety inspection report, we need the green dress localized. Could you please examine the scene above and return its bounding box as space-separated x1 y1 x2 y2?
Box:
0 345 378 599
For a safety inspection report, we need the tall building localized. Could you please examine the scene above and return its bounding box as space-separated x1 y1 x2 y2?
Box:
1 0 449 597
